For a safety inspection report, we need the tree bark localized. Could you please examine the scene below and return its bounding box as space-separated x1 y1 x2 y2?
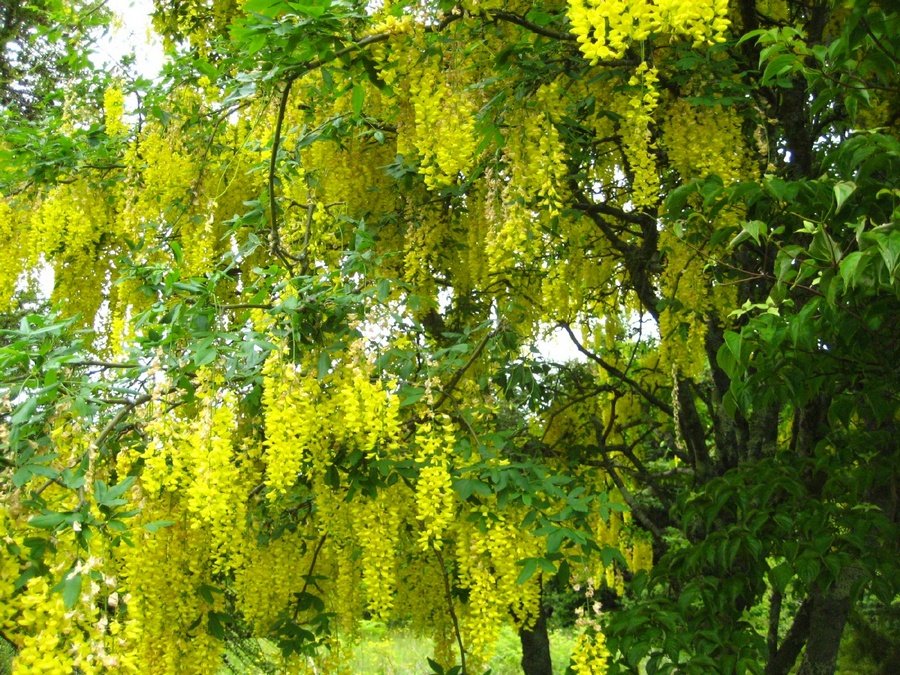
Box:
519 605 553 675
797 565 865 675
766 597 812 675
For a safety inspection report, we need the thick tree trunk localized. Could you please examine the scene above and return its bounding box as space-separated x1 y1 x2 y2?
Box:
519 606 553 675
797 565 865 675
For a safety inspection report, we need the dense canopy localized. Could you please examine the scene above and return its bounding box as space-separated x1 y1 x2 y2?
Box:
0 0 898 673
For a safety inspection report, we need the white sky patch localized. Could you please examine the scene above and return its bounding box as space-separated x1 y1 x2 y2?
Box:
95 0 164 80
537 324 585 363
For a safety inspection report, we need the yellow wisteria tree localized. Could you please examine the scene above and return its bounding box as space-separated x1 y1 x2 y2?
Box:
1 0 898 673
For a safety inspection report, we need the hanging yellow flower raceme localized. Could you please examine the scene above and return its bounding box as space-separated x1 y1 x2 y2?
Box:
103 83 127 137
414 415 457 551
406 59 478 189
567 0 730 64
570 628 611 674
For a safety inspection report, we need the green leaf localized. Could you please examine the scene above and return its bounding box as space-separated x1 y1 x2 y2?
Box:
524 9 554 26
317 351 331 379
61 572 82 609
288 1 329 18
761 53 800 85
398 385 425 407
517 557 540 584
839 251 865 289
453 478 491 500
29 512 70 529
833 181 855 213
351 83 365 116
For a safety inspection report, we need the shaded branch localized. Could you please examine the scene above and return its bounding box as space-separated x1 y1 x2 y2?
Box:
592 424 665 545
33 393 152 497
434 546 468 674
293 534 327 621
487 10 575 41
766 597 811 675
561 323 673 416
435 326 499 410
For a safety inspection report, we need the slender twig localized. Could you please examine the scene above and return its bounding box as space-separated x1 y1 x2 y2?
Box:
859 17 899 66
219 303 272 310
66 360 140 369
433 547 467 674
541 385 618 443
33 393 152 497
434 327 499 410
268 77 300 274
593 434 664 544
561 323 673 416
768 589 783 662
487 10 575 41
293 534 328 621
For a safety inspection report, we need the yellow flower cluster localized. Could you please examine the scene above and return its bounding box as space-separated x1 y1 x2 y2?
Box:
453 180 491 292
414 415 457 551
504 86 569 215
234 530 310 632
568 0 730 64
485 199 538 277
617 62 660 211
1 495 129 674
29 180 112 324
119 512 223 673
181 387 247 571
657 224 736 377
662 100 751 184
353 487 403 619
455 510 542 665
395 550 451 652
9 577 74 675
407 61 478 189
103 84 127 136
261 352 321 496
570 628 611 674
402 203 447 302
629 535 654 573
0 198 25 311
328 541 365 635
262 344 405 498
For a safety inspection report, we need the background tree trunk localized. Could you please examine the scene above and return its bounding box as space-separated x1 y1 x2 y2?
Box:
519 605 552 675
798 565 865 675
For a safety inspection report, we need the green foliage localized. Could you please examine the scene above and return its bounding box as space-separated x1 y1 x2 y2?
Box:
0 0 898 673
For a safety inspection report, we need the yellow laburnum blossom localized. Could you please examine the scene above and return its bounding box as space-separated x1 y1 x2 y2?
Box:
407 59 478 189
0 198 27 311
629 535 654 573
234 529 311 632
353 487 402 620
261 352 322 497
414 416 457 551
662 99 752 185
119 512 223 673
617 62 661 211
570 628 611 674
567 0 730 64
103 83 127 136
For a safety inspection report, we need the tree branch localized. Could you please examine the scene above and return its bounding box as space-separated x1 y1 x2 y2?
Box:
434 546 467 674
33 393 152 497
487 10 575 41
293 534 327 621
766 596 811 675
561 323 673 416
435 326 499 410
